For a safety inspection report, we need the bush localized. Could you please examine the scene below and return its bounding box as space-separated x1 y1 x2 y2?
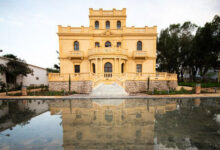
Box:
7 90 76 96
147 88 194 95
178 82 220 88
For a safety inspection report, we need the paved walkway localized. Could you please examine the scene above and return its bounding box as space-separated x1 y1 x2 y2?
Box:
0 93 220 100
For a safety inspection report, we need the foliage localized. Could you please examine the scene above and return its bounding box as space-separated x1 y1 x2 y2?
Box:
157 22 197 80
46 68 59 73
27 84 48 90
8 90 76 96
0 54 32 87
147 88 194 95
28 90 75 96
192 15 220 80
157 15 220 82
54 64 60 70
178 82 220 88
50 50 60 72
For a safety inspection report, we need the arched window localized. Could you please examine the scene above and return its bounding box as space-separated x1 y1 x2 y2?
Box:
74 41 79 50
137 41 142 50
95 21 99 29
121 63 124 73
106 21 110 29
117 21 121 29
104 62 112 72
95 42 100 48
92 63 96 73
105 41 111 47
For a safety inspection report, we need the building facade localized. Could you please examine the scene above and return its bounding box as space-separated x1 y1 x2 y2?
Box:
49 8 177 93
0 56 48 87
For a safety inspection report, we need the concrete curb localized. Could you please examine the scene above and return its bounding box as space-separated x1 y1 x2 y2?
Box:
0 94 220 100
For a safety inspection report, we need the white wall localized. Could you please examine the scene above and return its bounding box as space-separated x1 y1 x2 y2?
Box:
0 57 48 87
22 65 48 86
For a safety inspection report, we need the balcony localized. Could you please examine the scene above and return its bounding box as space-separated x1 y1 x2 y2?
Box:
67 51 84 59
88 48 128 59
133 51 147 59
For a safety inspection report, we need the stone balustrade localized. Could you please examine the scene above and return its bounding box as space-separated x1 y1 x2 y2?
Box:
133 51 147 58
64 50 84 59
58 26 157 34
88 48 128 57
89 8 126 17
48 72 177 82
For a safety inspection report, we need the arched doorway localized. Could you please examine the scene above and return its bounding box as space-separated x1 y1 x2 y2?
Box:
104 62 112 72
104 62 112 78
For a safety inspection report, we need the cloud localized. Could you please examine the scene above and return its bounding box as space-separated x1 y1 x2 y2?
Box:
0 17 5 22
0 17 24 27
0 0 219 68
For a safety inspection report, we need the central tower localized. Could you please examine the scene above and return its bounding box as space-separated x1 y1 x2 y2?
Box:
89 8 127 30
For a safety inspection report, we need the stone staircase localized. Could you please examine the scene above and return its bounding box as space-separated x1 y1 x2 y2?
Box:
90 82 128 97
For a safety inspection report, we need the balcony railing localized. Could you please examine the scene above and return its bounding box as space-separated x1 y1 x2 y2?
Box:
67 51 84 59
133 51 147 59
104 73 112 78
88 48 128 57
48 72 177 82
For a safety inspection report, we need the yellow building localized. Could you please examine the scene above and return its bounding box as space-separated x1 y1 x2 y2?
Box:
49 99 177 150
48 8 177 93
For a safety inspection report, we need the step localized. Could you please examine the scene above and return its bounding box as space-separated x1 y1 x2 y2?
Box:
90 82 128 96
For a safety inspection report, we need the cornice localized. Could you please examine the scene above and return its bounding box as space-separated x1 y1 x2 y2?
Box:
57 33 157 37
89 15 126 18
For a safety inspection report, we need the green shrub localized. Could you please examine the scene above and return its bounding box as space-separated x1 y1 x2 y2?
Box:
178 82 220 88
147 88 194 95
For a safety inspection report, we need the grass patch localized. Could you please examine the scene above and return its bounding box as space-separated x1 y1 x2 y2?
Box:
178 82 220 88
28 90 76 96
147 88 194 95
8 90 76 96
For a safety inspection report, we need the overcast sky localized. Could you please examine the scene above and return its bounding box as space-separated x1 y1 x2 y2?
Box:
0 0 219 68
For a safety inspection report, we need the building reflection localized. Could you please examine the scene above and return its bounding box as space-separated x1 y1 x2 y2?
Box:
1 98 218 149
49 99 177 150
0 100 49 132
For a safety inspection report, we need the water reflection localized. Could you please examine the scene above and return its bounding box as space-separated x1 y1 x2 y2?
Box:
0 100 62 150
0 98 220 150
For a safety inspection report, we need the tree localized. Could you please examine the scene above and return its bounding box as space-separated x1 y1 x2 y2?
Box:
54 50 60 71
47 50 60 73
157 15 220 82
157 22 197 81
192 15 220 81
0 54 32 88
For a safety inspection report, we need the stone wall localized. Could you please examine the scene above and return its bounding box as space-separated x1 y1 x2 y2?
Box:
125 80 178 93
49 81 92 94
125 80 147 93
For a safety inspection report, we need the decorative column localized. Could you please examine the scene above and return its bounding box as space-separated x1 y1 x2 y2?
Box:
119 58 121 74
101 58 103 73
88 60 91 73
114 58 116 73
96 58 98 74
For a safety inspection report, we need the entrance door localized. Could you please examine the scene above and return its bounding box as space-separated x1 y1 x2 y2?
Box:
104 62 112 78
104 62 112 72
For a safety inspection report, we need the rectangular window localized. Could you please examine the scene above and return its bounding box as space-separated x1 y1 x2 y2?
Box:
95 42 100 48
136 64 142 73
117 42 121 48
75 65 80 73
